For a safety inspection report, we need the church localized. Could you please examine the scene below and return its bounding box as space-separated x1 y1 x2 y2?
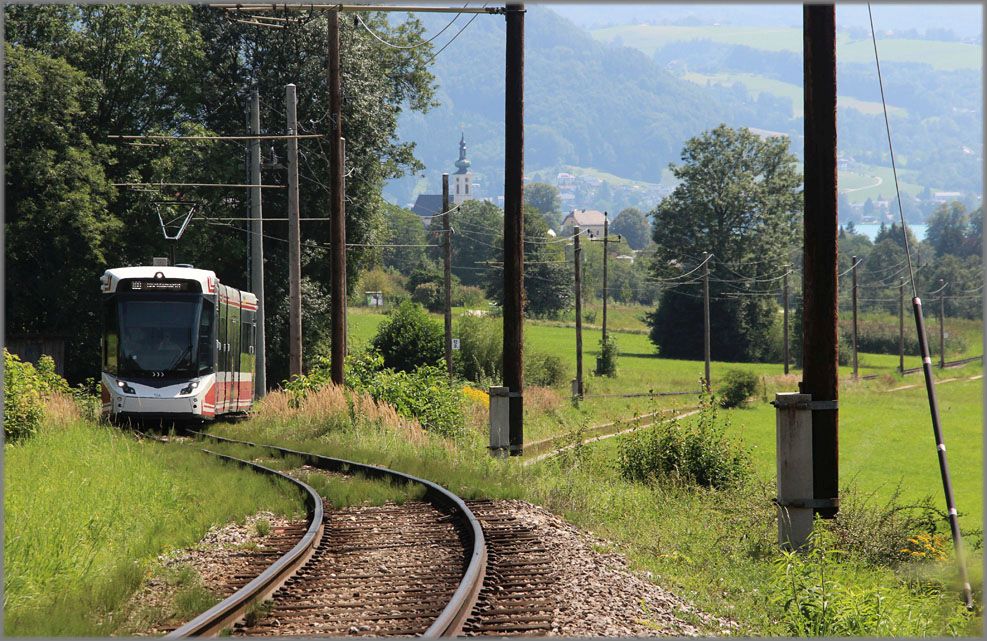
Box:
411 133 478 220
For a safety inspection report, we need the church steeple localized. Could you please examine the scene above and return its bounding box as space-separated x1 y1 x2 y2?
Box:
454 132 471 174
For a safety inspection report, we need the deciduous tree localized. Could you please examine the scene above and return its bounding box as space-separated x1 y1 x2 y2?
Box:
647 125 802 362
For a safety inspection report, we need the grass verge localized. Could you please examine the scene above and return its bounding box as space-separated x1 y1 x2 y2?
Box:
3 419 304 636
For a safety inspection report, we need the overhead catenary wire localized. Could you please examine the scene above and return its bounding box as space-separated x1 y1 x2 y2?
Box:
354 8 465 50
422 8 483 65
206 219 438 248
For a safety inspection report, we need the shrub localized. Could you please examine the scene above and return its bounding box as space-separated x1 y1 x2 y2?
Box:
527 352 568 387
411 282 443 312
595 334 618 377
455 315 502 384
346 352 466 438
34 355 71 396
357 267 409 306
454 314 569 387
719 369 759 408
283 351 467 438
770 527 971 636
829 485 973 567
370 300 444 372
617 391 751 489
4 349 45 443
455 285 487 309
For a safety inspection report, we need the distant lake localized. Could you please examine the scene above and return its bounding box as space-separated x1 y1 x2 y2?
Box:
852 223 927 242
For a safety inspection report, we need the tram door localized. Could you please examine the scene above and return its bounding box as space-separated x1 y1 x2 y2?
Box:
229 289 241 411
216 291 228 412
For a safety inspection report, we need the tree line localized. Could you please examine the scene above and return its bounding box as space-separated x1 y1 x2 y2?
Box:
5 5 437 383
7 5 979 381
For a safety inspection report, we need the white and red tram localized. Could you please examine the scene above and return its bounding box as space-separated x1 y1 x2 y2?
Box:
100 265 257 422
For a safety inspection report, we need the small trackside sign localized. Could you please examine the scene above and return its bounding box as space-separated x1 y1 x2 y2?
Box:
452 338 461 350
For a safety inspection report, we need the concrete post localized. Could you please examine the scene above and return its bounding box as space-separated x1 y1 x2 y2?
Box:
488 386 510 458
775 392 814 550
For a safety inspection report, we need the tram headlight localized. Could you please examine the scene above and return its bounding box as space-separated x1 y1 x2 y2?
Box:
116 380 136 394
180 381 199 395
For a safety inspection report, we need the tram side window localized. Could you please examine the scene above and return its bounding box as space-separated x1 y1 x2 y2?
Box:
197 299 215 375
103 298 119 374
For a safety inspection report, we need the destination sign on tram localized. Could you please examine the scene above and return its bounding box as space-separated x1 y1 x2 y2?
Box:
120 279 200 292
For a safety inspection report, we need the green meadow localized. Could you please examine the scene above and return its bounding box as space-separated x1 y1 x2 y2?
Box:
682 71 908 119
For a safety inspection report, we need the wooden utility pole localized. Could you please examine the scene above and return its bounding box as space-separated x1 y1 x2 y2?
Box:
851 255 859 380
329 8 347 386
573 225 583 400
783 268 790 375
503 2 525 456
702 251 711 389
442 173 453 377
249 89 267 395
602 216 610 343
286 83 303 378
939 279 946 368
800 4 839 519
899 277 905 373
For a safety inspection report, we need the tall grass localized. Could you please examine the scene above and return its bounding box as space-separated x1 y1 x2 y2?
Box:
206 377 982 636
3 419 304 636
532 439 979 636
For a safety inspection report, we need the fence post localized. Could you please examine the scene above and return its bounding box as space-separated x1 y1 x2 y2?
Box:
775 392 814 550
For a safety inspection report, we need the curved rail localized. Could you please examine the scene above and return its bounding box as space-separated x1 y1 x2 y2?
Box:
166 451 325 638
192 431 487 638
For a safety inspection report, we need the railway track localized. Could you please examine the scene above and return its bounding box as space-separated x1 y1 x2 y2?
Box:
170 433 487 637
165 451 325 637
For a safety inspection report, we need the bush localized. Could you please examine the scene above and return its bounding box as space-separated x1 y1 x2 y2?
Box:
829 485 973 567
357 267 409 306
284 350 468 439
4 349 45 442
345 352 466 438
771 528 971 636
411 282 443 312
526 352 568 387
455 315 502 384
719 369 759 408
617 391 751 489
595 334 618 377
454 314 569 387
370 300 444 372
2 351 98 442
455 285 487 309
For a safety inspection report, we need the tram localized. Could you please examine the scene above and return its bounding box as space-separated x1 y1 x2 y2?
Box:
100 264 257 422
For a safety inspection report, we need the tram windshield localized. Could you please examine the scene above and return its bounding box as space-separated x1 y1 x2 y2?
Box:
110 296 213 378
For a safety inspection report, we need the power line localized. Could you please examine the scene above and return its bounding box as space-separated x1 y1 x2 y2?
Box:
108 134 322 141
422 7 483 65
115 182 285 189
354 8 464 50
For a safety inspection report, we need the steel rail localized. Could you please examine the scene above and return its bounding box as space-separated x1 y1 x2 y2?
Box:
192 431 487 637
166 451 325 637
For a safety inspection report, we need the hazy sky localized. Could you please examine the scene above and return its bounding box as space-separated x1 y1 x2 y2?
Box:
547 3 983 39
